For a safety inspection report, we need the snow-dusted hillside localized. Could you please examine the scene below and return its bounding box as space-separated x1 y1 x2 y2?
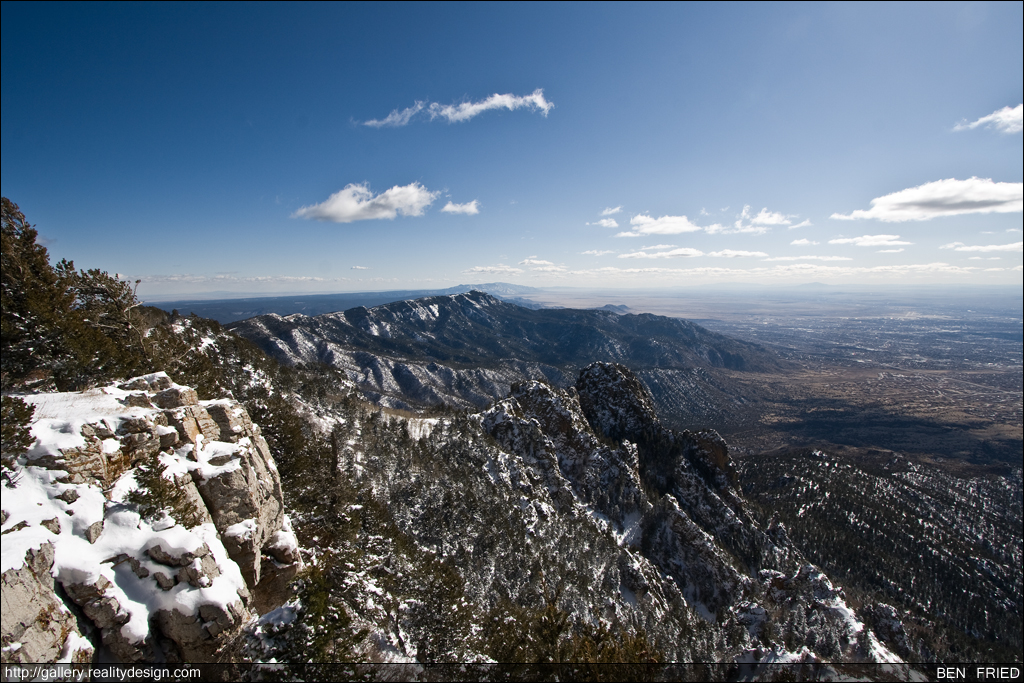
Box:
259 360 908 666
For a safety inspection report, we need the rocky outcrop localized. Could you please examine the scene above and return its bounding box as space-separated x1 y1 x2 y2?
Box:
2 373 301 664
1 543 91 664
192 433 284 588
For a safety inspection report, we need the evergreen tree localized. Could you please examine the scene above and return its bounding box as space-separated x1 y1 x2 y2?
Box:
1 197 152 390
1 198 71 389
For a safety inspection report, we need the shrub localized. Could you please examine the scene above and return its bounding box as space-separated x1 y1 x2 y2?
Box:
125 453 204 528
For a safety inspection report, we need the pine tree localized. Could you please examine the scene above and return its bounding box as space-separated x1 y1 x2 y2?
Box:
1 197 72 389
2 197 153 390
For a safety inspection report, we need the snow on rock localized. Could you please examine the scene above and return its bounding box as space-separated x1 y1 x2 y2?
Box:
1 542 90 664
1 373 300 664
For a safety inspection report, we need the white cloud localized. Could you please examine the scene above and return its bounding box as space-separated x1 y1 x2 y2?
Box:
581 250 614 256
351 266 370 270
789 219 813 229
877 248 905 253
441 200 480 215
953 104 1023 134
829 234 912 247
294 182 438 223
364 101 427 128
708 250 768 258
519 258 555 266
641 244 677 250
601 206 622 216
831 177 1023 222
588 218 619 228
463 264 523 275
761 255 853 262
939 241 1023 253
364 89 553 127
429 89 554 123
968 257 1002 260
617 214 703 237
529 265 567 273
699 205 798 235
743 206 793 225
619 247 703 259
790 238 818 246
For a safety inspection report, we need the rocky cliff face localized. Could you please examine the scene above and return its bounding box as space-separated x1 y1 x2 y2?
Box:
314 361 907 663
1 373 300 663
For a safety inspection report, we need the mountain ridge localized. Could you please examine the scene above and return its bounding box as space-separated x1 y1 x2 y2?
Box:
228 290 782 418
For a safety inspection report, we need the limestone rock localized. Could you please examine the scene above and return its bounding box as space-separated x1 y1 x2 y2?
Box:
152 386 199 409
146 541 212 567
155 599 248 662
0 543 84 664
205 403 253 443
61 575 147 663
192 434 284 588
164 406 221 446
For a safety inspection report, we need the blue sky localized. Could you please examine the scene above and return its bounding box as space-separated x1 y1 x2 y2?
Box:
2 2 1021 298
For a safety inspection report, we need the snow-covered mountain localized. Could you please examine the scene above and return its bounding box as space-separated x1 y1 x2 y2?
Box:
228 290 779 420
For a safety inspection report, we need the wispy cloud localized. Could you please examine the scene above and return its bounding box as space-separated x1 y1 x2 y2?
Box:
617 214 702 237
294 182 438 223
463 264 523 275
619 247 703 259
519 258 555 266
831 177 1023 222
351 266 370 270
953 104 1023 134
601 206 622 216
581 250 614 256
877 248 905 253
364 101 427 128
940 241 1023 253
365 90 554 127
588 218 619 228
641 244 677 250
829 234 912 247
708 249 768 258
705 206 796 235
790 238 818 246
789 219 812 229
441 200 480 215
742 206 793 225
